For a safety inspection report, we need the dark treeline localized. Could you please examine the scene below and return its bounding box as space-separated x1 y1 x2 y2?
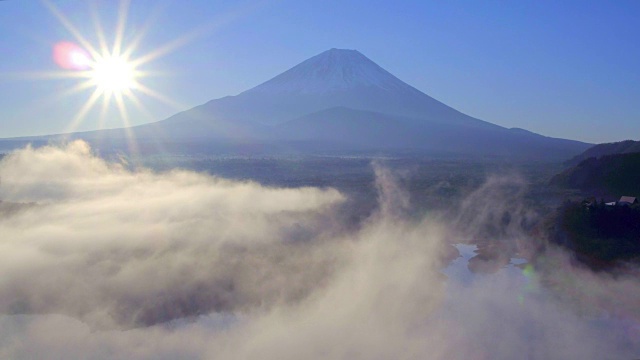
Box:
551 200 640 269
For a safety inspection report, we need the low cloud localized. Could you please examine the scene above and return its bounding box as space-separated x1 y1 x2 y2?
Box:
0 141 345 328
0 141 638 359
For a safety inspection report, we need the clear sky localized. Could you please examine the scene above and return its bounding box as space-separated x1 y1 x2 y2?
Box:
0 0 638 143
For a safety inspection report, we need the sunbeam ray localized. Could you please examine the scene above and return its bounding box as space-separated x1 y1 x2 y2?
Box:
64 88 103 134
129 25 209 68
97 92 112 130
114 92 139 156
124 90 155 123
43 0 102 60
112 0 131 57
89 1 110 57
134 83 185 110
120 2 171 60
1 70 92 81
32 80 97 112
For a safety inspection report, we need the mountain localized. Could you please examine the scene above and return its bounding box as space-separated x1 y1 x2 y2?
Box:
226 48 492 128
148 48 496 134
564 140 640 167
1 48 591 159
273 107 589 159
129 48 589 159
551 152 640 196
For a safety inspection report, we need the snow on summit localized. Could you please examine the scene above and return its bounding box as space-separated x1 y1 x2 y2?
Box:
246 48 417 95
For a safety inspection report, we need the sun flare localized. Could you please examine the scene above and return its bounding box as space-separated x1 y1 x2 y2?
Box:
91 55 137 94
36 0 196 142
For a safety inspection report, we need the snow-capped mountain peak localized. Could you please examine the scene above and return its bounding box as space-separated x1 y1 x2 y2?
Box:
245 48 417 95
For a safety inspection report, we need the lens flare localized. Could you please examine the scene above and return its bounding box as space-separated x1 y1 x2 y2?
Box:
53 42 91 70
516 263 540 306
32 0 242 154
54 42 138 95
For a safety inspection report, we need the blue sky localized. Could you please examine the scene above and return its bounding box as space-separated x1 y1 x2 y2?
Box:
0 0 638 143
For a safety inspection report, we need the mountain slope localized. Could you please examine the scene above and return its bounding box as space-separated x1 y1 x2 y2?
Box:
551 152 640 195
274 106 590 159
564 140 640 167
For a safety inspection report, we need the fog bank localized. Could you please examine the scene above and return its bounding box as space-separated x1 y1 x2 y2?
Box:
0 142 638 359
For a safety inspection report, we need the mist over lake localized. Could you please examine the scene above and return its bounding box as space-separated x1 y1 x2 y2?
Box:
0 143 638 359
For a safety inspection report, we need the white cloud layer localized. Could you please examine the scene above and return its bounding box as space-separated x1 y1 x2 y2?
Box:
0 142 638 359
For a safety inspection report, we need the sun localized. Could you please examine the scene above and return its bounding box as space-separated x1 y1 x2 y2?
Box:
32 0 247 141
90 54 138 95
39 0 194 141
60 45 139 96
